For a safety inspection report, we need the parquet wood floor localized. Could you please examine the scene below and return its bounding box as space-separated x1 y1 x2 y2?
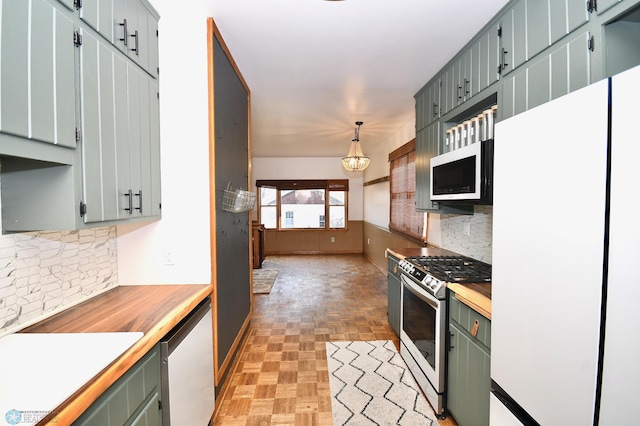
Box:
212 254 458 426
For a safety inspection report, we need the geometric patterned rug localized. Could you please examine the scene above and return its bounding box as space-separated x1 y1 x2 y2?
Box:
252 269 278 294
326 340 437 425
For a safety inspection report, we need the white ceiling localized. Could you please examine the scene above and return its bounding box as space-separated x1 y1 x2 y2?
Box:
209 0 510 158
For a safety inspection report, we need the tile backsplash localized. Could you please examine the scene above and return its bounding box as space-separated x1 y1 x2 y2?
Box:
0 227 118 336
440 205 493 263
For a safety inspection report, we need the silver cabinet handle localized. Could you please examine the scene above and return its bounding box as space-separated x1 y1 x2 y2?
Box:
130 30 139 56
119 19 128 46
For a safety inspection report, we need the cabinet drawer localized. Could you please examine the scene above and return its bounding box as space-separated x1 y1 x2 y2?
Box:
450 295 491 350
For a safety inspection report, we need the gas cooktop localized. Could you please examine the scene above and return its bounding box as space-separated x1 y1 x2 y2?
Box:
406 255 492 284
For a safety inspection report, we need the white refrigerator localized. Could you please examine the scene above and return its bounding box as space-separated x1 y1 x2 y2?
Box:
491 64 640 425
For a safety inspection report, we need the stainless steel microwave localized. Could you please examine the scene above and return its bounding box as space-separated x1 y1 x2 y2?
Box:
429 139 493 204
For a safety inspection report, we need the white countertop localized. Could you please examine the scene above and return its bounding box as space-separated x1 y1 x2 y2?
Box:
0 332 143 425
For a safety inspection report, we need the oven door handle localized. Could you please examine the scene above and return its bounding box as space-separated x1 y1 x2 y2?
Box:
400 274 440 309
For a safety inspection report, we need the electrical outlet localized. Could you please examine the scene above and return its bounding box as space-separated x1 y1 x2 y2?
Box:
330 236 336 243
367 238 371 245
463 223 471 236
164 249 175 265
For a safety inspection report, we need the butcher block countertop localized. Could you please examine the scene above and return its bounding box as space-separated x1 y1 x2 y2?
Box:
386 246 492 319
18 284 212 425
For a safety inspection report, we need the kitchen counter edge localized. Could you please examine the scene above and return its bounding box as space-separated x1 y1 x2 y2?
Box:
386 247 491 319
21 283 213 425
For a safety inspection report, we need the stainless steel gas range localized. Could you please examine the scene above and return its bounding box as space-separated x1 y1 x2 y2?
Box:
397 255 491 417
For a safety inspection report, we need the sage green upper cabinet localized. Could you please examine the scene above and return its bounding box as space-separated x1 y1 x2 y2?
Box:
595 0 624 14
447 49 474 110
114 63 160 220
498 0 526 77
0 0 76 153
56 0 75 10
79 28 159 224
416 75 442 130
415 125 438 212
415 86 429 131
548 0 590 48
79 0 114 43
113 0 159 78
501 27 594 120
526 0 550 60
474 25 500 93
568 0 591 33
80 29 119 223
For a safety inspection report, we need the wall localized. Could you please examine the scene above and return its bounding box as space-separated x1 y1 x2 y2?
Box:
440 205 493 263
116 0 216 285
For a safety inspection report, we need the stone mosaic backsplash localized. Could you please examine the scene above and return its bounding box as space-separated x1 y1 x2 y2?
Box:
0 227 118 336
440 205 493 264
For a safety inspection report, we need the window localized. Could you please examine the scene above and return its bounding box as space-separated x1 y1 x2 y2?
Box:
389 140 426 243
256 180 349 230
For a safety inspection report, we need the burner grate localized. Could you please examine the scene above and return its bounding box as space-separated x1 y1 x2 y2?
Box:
407 255 491 283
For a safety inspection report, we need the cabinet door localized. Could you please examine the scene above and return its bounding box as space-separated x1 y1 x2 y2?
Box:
114 63 158 219
549 28 593 100
80 0 114 43
568 0 591 32
430 76 442 122
527 54 551 110
477 26 499 92
448 321 491 426
415 88 429 131
461 48 473 102
387 256 401 336
596 0 623 14
499 0 526 77
112 0 130 55
415 126 435 211
114 56 133 219
56 0 75 10
79 29 119 223
125 63 143 218
149 80 162 217
0 0 76 148
527 0 550 60
137 71 153 217
500 65 527 121
112 0 158 77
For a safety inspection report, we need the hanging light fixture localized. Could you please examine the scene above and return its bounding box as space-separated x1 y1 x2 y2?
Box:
342 121 370 172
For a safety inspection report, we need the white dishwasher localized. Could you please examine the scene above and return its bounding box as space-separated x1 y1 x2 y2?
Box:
160 298 215 425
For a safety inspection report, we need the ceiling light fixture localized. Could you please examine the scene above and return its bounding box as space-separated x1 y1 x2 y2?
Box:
342 121 370 172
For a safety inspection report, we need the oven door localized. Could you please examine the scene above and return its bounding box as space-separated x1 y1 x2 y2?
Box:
400 273 446 393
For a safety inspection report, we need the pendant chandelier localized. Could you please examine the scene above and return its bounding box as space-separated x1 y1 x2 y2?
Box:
342 121 370 172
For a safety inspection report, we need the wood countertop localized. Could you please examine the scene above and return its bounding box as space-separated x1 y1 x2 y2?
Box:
20 284 212 425
386 246 492 319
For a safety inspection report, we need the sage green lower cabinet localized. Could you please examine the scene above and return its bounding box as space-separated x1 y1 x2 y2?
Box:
74 345 162 426
447 295 491 426
387 254 401 336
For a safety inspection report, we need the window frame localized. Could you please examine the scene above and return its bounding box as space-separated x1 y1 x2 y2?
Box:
256 179 349 231
388 139 427 244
